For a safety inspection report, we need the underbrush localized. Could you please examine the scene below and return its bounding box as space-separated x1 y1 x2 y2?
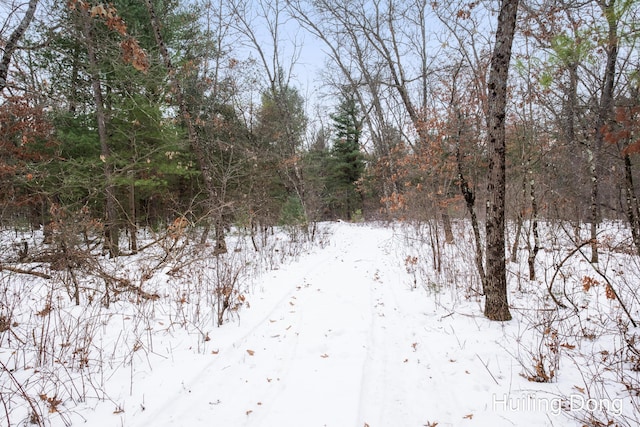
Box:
396 219 640 426
0 222 330 426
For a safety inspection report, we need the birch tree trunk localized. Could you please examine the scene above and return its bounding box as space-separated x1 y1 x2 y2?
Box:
0 0 38 92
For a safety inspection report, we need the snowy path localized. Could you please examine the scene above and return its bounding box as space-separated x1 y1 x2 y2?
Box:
115 225 428 426
97 223 556 427
125 225 393 426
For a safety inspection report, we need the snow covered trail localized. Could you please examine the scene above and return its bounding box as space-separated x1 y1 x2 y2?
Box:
85 222 557 427
127 226 402 426
109 223 435 427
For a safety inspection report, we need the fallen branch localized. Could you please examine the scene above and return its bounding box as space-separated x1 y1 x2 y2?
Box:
94 268 159 301
0 264 51 279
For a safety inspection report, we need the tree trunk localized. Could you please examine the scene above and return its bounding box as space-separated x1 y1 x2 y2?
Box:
623 153 640 256
527 155 540 281
456 142 486 294
214 215 228 255
83 13 119 257
442 212 454 244
0 0 38 92
510 208 522 264
484 0 519 321
128 172 138 254
588 146 599 263
590 0 620 263
428 220 442 274
143 0 227 253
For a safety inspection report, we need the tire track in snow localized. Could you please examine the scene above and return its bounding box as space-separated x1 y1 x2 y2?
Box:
355 229 420 425
126 231 342 427
355 229 463 427
247 226 376 427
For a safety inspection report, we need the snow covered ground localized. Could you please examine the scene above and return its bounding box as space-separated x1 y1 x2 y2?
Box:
1 221 638 426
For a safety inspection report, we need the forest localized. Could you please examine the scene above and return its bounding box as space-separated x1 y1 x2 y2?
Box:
1 0 640 425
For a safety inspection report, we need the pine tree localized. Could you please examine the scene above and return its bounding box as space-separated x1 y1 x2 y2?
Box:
34 0 202 251
328 93 365 220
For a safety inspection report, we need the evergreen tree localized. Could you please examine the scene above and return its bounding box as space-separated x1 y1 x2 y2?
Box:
33 0 201 249
301 128 332 221
252 84 308 226
328 93 365 220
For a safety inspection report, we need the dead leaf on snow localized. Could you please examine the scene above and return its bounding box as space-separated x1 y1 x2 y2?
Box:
246 349 255 356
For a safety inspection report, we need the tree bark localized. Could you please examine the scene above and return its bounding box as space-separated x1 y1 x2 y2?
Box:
442 212 454 244
0 0 38 92
484 0 519 321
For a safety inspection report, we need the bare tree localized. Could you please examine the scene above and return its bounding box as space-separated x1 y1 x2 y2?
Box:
448 62 487 292
287 0 463 227
228 0 310 223
286 0 394 160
